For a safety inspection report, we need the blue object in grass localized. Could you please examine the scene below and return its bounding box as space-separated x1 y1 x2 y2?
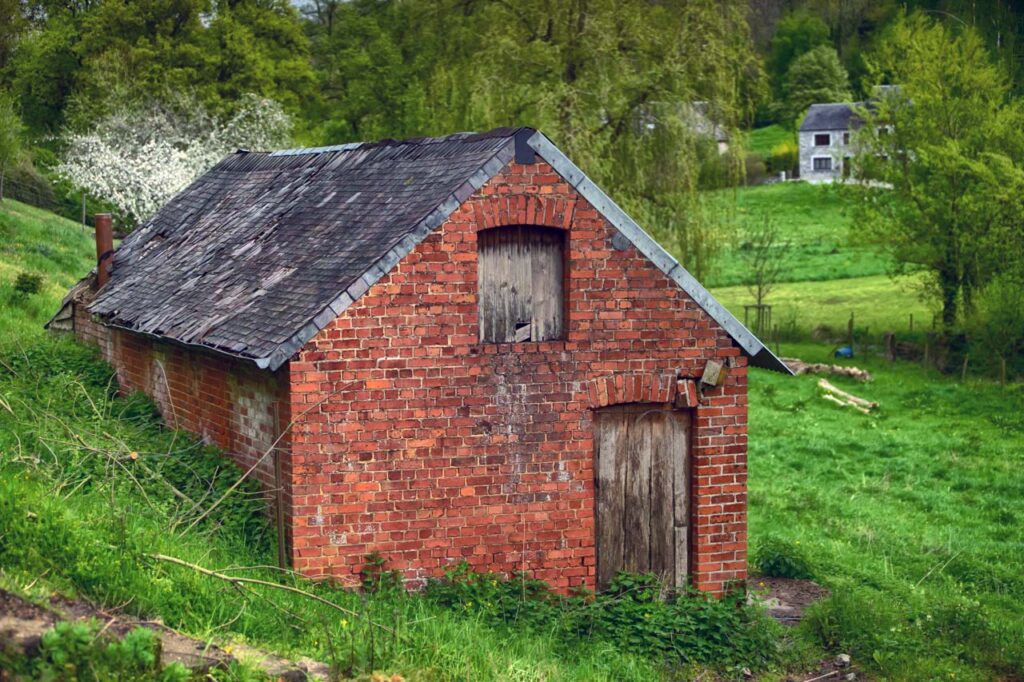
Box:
834 345 854 359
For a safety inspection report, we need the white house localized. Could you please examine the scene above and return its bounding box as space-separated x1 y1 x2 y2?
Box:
798 103 859 182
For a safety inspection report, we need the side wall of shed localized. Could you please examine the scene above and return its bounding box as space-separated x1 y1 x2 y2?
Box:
70 298 291 506
287 159 749 595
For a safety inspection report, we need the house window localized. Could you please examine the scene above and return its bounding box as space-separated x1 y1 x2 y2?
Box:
814 133 831 146
813 157 833 171
843 132 850 145
477 225 565 343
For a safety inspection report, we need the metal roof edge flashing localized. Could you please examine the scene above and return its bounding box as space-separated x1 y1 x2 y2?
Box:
526 131 792 375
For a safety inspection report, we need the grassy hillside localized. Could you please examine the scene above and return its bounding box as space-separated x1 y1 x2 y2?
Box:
746 124 794 158
0 200 95 341
700 182 933 338
1 198 1021 680
713 273 934 338
706 182 891 289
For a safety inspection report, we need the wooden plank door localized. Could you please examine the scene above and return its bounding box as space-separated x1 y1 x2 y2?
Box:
595 404 690 591
477 226 564 343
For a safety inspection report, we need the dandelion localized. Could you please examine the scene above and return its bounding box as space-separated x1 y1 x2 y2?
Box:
129 451 139 460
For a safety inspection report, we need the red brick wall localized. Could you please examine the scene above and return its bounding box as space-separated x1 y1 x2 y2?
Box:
287 160 748 594
71 298 289 497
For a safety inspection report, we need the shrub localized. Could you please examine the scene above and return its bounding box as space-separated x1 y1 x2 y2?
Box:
424 563 782 671
754 536 815 579
5 162 58 210
745 152 769 185
360 551 403 593
767 141 799 176
13 271 43 296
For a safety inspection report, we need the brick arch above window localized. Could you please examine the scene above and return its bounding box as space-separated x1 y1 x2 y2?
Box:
585 373 700 410
470 195 577 232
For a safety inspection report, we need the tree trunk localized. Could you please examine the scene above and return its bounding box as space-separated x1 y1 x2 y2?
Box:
939 268 959 330
0 166 5 202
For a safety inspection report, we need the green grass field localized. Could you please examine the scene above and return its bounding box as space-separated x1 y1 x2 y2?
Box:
746 125 795 158
706 182 891 289
1 198 1021 680
698 181 932 340
750 343 1024 679
713 273 935 339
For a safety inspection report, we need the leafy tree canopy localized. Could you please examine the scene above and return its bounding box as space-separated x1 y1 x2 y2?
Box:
782 45 851 128
851 12 1024 329
767 10 831 96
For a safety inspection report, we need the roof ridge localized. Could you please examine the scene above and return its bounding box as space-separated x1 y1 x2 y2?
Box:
255 126 528 158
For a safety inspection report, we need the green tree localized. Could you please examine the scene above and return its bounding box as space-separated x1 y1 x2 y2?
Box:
0 92 25 201
304 0 761 278
58 0 314 126
8 13 81 133
851 13 1024 330
0 0 25 73
782 45 851 127
206 0 317 116
767 10 831 96
967 271 1024 384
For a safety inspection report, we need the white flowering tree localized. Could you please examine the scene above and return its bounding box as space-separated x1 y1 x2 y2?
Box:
57 94 291 225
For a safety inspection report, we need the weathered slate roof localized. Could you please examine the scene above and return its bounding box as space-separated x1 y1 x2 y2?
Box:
89 129 520 368
800 103 862 132
84 127 789 373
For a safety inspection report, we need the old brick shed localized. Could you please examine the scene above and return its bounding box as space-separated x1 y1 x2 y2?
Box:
51 127 788 595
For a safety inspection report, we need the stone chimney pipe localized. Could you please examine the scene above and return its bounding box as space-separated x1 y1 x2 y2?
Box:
94 213 114 288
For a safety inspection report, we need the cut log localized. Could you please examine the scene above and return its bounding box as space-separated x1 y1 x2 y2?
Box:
821 393 871 415
781 357 872 382
818 378 878 411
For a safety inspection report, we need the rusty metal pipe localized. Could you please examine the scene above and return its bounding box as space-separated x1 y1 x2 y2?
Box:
94 213 114 288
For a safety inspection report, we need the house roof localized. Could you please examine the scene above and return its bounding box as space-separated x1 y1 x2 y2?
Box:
81 127 789 374
799 103 862 132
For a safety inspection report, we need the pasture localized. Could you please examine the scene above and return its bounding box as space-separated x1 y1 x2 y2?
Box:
0 197 1021 680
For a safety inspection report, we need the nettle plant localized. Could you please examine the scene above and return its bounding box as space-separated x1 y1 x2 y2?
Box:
57 94 291 226
423 562 782 671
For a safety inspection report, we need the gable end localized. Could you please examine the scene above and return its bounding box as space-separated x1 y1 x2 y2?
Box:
526 131 790 374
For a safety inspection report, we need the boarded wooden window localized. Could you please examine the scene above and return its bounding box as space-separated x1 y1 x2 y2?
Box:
594 404 691 591
477 226 565 343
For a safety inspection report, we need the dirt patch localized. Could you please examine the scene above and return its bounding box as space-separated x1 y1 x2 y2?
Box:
0 590 58 660
748 576 831 626
0 588 328 679
746 579 871 681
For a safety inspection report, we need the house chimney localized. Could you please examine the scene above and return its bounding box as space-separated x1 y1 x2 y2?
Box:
94 213 114 288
